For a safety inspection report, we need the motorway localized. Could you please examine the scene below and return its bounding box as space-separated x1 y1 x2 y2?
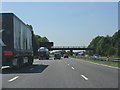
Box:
2 57 119 88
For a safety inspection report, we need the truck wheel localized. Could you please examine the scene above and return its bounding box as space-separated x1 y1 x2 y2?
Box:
11 57 22 69
11 58 17 69
16 57 23 69
28 57 33 65
18 57 23 68
46 58 49 60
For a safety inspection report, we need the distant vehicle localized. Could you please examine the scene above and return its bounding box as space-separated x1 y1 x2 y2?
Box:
85 55 89 57
54 53 61 60
1 13 34 68
78 52 85 56
73 54 76 56
64 54 69 58
93 54 100 58
38 47 49 60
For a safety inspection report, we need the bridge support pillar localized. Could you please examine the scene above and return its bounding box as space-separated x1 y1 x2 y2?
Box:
70 50 73 56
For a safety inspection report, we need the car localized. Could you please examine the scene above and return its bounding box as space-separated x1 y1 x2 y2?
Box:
93 54 100 58
54 53 62 60
64 54 69 58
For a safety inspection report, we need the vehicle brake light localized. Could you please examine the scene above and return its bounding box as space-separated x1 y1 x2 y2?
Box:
4 51 13 56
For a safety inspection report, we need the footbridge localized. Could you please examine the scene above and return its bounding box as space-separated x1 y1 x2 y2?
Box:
49 46 94 50
48 46 94 56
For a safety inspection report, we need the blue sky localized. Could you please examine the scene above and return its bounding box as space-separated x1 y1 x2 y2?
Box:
2 2 118 46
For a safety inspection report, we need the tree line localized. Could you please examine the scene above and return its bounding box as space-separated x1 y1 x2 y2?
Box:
27 24 49 57
86 30 120 58
33 35 49 57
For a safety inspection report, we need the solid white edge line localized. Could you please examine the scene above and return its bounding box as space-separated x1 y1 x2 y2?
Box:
8 76 19 82
71 58 120 69
84 60 120 69
68 64 69 65
81 75 88 80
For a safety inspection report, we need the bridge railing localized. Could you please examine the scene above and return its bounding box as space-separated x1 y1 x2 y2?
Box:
51 46 87 48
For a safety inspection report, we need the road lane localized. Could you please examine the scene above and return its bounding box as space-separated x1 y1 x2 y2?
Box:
2 59 87 88
2 58 118 88
64 58 118 88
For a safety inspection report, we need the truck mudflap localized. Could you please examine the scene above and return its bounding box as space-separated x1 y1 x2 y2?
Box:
2 56 13 66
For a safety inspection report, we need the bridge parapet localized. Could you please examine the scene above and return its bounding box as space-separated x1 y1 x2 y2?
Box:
49 46 94 50
51 46 87 48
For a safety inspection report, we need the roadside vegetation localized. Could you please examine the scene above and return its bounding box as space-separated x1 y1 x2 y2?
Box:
27 24 49 57
71 56 119 68
86 30 120 58
71 30 120 68
33 34 49 57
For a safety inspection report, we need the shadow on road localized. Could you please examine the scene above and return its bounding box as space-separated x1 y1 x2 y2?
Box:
2 64 49 74
35 58 53 60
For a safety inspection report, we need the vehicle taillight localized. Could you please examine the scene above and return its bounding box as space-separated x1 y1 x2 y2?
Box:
4 51 13 56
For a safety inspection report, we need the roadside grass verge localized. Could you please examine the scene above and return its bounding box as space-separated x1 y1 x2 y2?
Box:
71 56 120 68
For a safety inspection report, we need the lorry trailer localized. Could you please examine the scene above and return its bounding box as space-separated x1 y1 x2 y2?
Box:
0 13 34 68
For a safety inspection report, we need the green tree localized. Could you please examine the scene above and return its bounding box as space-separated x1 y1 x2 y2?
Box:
87 30 120 58
25 24 50 57
26 24 33 30
33 35 49 57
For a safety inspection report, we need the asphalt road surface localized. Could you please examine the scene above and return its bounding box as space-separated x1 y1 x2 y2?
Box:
2 57 119 88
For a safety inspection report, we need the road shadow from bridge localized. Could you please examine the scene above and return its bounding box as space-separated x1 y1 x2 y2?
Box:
34 58 54 60
2 64 49 74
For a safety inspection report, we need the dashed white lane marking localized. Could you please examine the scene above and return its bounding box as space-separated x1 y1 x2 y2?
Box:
71 67 74 69
30 68 34 70
81 75 88 80
67 64 69 65
8 76 19 82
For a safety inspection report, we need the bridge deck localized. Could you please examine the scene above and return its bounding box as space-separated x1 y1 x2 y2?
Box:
49 46 94 50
